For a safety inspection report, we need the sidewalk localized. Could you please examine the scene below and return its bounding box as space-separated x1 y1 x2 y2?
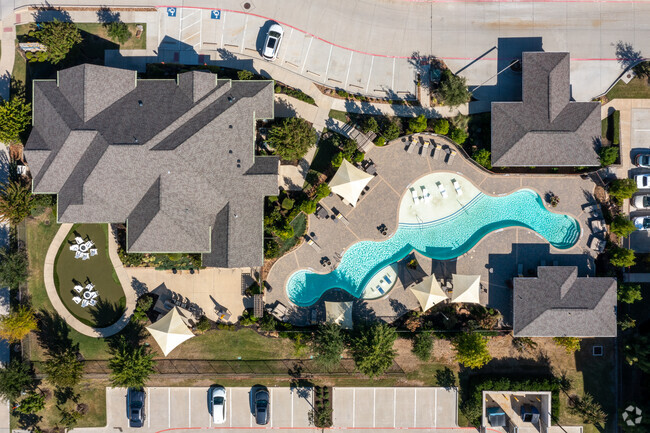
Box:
0 15 16 101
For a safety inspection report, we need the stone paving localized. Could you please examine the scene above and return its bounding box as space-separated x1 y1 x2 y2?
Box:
265 134 598 326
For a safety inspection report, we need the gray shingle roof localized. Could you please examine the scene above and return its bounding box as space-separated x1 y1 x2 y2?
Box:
491 52 601 167
25 64 279 268
513 266 617 337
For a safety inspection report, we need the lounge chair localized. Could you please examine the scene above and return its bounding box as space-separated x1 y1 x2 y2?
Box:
307 238 322 252
446 149 457 165
376 285 385 295
81 300 89 308
420 140 430 157
72 296 81 304
75 236 84 244
452 178 463 196
432 143 443 161
411 187 421 204
336 212 350 226
69 244 79 251
74 285 84 293
74 251 83 259
90 248 98 257
82 253 90 260
591 219 606 233
384 275 392 284
589 236 606 253
86 283 95 291
436 182 448 198
421 185 431 203
88 299 97 307
406 139 417 153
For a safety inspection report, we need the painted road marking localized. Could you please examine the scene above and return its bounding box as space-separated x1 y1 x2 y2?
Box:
240 14 249 53
188 388 191 427
344 51 354 88
168 388 171 428
373 388 376 428
393 388 396 428
352 388 355 428
301 37 313 74
324 44 333 78
365 56 374 93
147 387 150 428
220 10 226 48
229 388 232 427
434 388 437 427
413 388 417 427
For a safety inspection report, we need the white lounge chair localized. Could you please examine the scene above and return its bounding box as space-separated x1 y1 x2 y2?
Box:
90 292 98 300
81 300 89 308
411 187 421 204
420 140 430 157
90 248 98 257
452 178 463 196
69 244 79 251
74 285 84 293
83 241 93 249
436 181 448 198
421 185 431 203
72 296 81 304
86 283 95 291
75 236 84 244
74 251 83 259
81 253 90 260
88 299 97 307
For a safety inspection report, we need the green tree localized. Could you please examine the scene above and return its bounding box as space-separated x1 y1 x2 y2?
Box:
380 117 400 141
473 148 492 170
59 408 83 428
553 336 581 353
300 200 317 214
618 283 643 304
29 19 82 64
452 333 491 369
407 114 428 134
568 393 607 425
312 323 345 369
361 117 379 134
624 335 650 373
599 146 618 166
106 21 131 44
315 183 331 200
264 239 279 258
0 97 31 143
608 178 637 203
43 348 84 389
108 336 156 388
633 61 650 80
196 315 211 332
16 391 45 415
331 151 343 168
281 198 294 210
237 69 254 80
268 118 317 161
0 360 33 401
411 333 434 361
438 69 471 107
350 323 397 378
131 295 154 323
610 246 636 267
433 119 449 135
450 127 468 145
610 214 636 238
0 179 34 224
0 246 28 289
0 305 37 343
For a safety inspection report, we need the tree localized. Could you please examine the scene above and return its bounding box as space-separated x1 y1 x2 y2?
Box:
610 214 636 238
0 179 34 224
108 336 156 388
15 391 45 415
618 283 643 304
267 118 317 161
438 69 471 107
452 333 491 369
568 393 607 425
106 21 131 44
0 305 37 343
380 117 401 141
608 178 637 203
350 323 397 378
314 183 331 200
131 295 153 323
299 200 317 214
237 69 254 80
450 127 468 145
610 246 636 268
624 335 650 373
59 408 83 428
0 360 33 401
361 117 379 134
553 337 581 353
599 146 618 166
43 348 84 389
407 114 427 134
331 151 343 168
0 246 28 289
433 119 449 135
473 148 492 170
633 61 650 80
29 20 82 64
0 97 31 143
411 333 434 361
281 198 294 210
312 323 345 369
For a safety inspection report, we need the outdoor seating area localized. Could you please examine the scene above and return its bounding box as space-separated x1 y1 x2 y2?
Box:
408 273 482 312
404 135 456 165
585 203 607 253
71 280 98 308
69 236 97 261
152 290 203 322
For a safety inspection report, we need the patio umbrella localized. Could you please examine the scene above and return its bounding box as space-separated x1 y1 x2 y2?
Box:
450 274 481 304
329 159 374 207
409 275 448 312
146 307 195 356
325 301 353 329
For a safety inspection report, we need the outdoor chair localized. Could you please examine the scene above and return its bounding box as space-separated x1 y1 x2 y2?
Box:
72 296 81 304
75 251 83 259
591 219 606 233
307 238 322 252
436 182 448 198
81 300 89 308
589 236 606 253
432 143 443 161
75 236 84 244
421 185 431 203
70 244 79 251
411 188 421 204
81 253 90 260
74 285 84 293
452 178 463 196
88 299 97 307
85 283 95 291
446 149 457 165
90 248 98 256
420 141 430 157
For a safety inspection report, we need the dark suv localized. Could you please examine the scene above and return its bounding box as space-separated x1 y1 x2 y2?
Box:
127 388 146 428
254 388 270 425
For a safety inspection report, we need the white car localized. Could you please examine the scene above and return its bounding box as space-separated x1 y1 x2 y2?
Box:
634 216 650 231
635 174 650 189
633 194 650 210
209 386 226 424
262 24 283 60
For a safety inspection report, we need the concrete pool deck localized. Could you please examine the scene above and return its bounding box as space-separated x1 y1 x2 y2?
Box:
265 133 598 326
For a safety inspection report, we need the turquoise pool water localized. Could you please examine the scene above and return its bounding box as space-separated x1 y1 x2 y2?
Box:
286 189 580 307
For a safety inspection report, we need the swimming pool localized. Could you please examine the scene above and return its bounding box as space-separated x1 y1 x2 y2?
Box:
286 188 580 307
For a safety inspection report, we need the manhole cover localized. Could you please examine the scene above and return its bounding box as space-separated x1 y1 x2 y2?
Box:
243 2 251 9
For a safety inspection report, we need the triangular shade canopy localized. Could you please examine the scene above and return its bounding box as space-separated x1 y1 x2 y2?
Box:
325 301 353 329
329 159 374 207
451 274 481 304
410 275 448 312
146 307 195 356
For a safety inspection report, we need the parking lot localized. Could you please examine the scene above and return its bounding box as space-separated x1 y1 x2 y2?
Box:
628 109 650 252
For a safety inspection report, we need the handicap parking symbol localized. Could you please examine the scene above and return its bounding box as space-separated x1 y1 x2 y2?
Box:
166 7 177 17
211 9 221 19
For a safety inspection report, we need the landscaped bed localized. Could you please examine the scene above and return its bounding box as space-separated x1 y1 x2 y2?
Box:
53 224 126 327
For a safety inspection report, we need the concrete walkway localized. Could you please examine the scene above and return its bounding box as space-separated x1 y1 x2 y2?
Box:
44 224 135 337
0 287 9 433
623 273 650 283
0 15 16 101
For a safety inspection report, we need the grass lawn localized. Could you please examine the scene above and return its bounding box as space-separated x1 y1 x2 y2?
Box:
328 109 349 123
175 328 296 360
54 224 125 327
606 77 650 100
76 23 146 51
276 213 307 257
308 132 341 176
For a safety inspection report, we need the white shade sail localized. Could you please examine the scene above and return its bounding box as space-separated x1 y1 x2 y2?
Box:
410 275 448 312
450 274 481 304
329 159 374 207
146 307 195 356
325 301 353 329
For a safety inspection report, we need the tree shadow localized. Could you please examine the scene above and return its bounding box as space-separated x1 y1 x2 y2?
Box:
131 277 149 297
54 386 79 405
88 297 126 328
13 412 42 429
215 48 238 62
106 320 146 351
615 41 643 70
36 310 79 357
31 4 73 22
435 367 457 389
96 6 121 24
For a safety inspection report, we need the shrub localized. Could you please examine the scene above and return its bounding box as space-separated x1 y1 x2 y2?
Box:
264 239 279 258
610 246 636 267
374 137 385 146
407 114 428 134
275 85 281 93
433 119 449 135
15 391 45 414
610 214 636 238
473 148 492 169
361 117 379 134
315 183 331 200
411 333 434 361
450 127 468 145
106 21 131 44
331 151 343 168
599 146 619 166
380 117 401 141
567 393 607 425
438 69 471 107
452 333 491 369
268 118 317 161
196 315 211 332
0 97 31 143
281 198 294 210
131 295 153 323
237 69 254 80
0 179 34 225
353 151 365 163
608 178 637 203
612 110 620 145
553 337 581 353
624 335 650 373
618 283 643 304
300 200 317 214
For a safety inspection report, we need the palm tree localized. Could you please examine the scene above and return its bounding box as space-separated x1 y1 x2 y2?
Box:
0 179 33 225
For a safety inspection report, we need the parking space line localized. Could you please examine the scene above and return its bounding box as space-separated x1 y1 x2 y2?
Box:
324 45 333 78
393 388 396 428
391 58 396 90
434 388 437 427
184 30 201 41
300 37 313 74
168 388 171 428
280 28 293 64
188 388 191 427
291 389 294 428
147 387 150 428
240 14 248 53
352 388 355 428
372 388 376 428
220 11 226 48
229 388 232 427
365 56 374 93
344 51 354 88
413 388 417 427
198 11 202 49
269 388 273 428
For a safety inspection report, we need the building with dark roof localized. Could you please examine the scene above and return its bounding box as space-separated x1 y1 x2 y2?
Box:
25 64 279 268
513 266 617 337
491 52 601 167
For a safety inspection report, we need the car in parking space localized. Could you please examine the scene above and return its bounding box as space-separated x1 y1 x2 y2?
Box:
633 194 650 210
127 388 146 428
209 386 226 424
636 174 650 189
254 388 270 425
262 24 283 61
634 216 650 231
636 153 650 168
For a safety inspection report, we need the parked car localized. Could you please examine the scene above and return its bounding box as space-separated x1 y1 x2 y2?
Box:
636 174 650 189
636 153 650 168
633 194 650 210
127 388 146 428
254 388 270 425
634 216 650 231
262 24 283 60
209 386 226 424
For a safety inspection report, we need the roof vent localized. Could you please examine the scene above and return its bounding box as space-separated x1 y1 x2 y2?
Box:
229 125 233 129
133 136 139 143
237 159 241 163
237 163 241 168
228 95 236 103
138 100 143 107
229 150 233 154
